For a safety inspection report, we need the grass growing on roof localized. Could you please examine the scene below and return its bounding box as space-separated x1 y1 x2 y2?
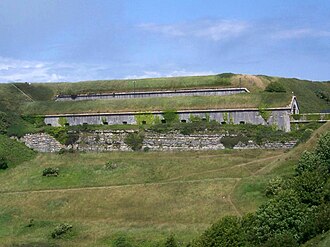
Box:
21 93 292 115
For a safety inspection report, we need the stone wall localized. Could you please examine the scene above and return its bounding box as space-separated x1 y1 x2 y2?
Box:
233 140 297 149
55 88 249 101
20 131 297 152
21 133 64 152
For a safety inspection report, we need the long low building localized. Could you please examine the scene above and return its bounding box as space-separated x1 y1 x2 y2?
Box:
44 96 299 132
55 87 249 101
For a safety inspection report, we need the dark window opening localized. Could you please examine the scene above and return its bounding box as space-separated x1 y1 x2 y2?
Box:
103 122 108 125
83 123 88 125
240 121 245 124
181 119 187 123
47 124 52 126
221 121 227 125
161 119 166 123
122 121 127 125
142 120 147 125
65 123 70 126
202 118 207 121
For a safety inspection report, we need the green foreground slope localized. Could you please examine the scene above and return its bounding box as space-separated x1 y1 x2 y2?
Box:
0 123 328 246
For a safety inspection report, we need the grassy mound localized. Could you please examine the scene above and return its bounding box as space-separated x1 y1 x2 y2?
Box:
0 135 36 168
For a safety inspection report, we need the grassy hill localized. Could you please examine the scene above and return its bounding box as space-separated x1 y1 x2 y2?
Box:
0 122 328 246
0 73 328 115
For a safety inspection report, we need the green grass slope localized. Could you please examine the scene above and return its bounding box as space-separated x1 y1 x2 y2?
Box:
0 135 36 168
5 74 328 115
0 122 328 246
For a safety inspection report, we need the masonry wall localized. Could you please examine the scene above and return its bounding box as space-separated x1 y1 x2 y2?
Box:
20 131 297 153
55 88 249 101
44 108 292 132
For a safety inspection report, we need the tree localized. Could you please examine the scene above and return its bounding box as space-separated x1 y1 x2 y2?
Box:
194 216 248 247
254 190 311 244
315 132 330 171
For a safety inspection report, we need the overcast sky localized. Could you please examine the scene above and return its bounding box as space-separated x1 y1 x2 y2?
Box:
0 0 329 82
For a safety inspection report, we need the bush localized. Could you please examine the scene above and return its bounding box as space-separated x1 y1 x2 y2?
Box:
165 234 178 247
0 111 10 134
163 110 179 123
265 81 286 92
112 235 132 247
42 167 59 177
194 216 248 247
51 223 72 238
221 135 248 149
265 177 284 197
104 162 118 170
0 157 8 170
124 132 144 151
58 148 76 154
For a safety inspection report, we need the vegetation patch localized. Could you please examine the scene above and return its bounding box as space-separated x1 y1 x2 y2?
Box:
42 167 59 177
0 135 36 168
51 223 72 239
124 131 145 151
265 81 286 92
191 131 330 246
0 157 8 170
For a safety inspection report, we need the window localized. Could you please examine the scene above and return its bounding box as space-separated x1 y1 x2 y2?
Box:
240 121 245 124
83 123 88 125
122 121 127 125
202 118 207 121
161 119 166 123
221 121 226 125
142 120 147 125
103 122 108 125
181 119 187 123
47 124 52 126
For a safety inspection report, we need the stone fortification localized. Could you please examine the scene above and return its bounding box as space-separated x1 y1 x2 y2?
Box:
55 88 249 101
21 133 64 152
20 131 297 153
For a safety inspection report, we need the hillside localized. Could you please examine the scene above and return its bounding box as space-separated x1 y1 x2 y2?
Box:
0 122 328 246
1 73 328 115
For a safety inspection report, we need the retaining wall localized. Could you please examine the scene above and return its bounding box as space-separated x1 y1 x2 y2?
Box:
20 131 297 153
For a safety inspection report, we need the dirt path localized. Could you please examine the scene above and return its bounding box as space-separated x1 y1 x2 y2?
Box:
11 83 34 102
0 177 240 195
167 154 283 182
226 179 242 216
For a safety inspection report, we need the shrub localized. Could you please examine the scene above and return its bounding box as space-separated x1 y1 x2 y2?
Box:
194 216 248 247
221 135 248 149
124 132 144 151
51 223 72 238
265 177 284 197
42 167 59 177
58 148 76 154
0 111 9 134
104 162 118 170
163 110 179 123
165 234 178 247
113 235 132 247
0 157 8 170
265 81 286 92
